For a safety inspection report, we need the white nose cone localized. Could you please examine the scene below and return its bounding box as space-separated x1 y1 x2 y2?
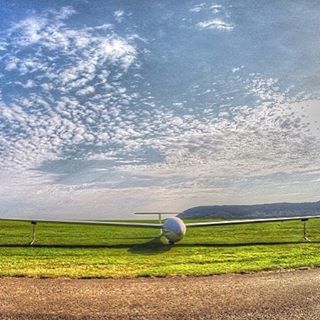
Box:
162 217 186 243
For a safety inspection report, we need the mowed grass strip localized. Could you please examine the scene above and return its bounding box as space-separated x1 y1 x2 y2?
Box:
0 219 320 278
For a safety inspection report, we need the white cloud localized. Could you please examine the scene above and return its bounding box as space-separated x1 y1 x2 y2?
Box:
114 10 125 23
77 86 95 96
11 16 47 46
5 57 19 70
189 3 207 13
197 18 233 31
190 2 234 32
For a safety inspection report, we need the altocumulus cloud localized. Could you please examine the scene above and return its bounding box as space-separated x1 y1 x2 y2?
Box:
0 3 319 218
190 2 234 31
0 6 139 170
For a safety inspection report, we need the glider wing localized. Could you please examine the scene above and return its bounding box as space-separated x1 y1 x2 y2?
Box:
185 215 320 227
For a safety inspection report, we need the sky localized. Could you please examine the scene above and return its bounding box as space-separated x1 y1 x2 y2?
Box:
0 0 320 219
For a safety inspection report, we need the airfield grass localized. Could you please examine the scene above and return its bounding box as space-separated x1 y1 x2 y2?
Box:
1 219 320 278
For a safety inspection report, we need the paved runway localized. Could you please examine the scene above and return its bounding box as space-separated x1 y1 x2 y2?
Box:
1 269 320 319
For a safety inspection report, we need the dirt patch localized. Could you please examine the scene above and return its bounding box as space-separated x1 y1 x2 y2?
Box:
1 269 320 319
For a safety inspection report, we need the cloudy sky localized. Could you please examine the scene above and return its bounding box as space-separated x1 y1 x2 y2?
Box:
0 1 320 219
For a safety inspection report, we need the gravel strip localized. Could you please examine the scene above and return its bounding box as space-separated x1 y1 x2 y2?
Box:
1 269 320 319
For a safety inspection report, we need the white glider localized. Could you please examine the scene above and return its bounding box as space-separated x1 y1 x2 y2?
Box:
1 213 320 245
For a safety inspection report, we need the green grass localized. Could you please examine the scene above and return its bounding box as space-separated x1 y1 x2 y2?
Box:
1 219 320 278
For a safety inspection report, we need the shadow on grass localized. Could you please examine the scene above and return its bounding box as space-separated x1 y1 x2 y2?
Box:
177 240 320 247
0 240 318 253
128 237 174 254
0 236 173 255
106 236 156 240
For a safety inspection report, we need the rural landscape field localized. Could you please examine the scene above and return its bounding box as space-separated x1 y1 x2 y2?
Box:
1 219 320 278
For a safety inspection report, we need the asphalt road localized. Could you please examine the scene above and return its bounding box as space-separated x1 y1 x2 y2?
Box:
1 269 320 319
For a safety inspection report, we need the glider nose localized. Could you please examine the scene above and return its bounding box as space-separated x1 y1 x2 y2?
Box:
162 217 186 243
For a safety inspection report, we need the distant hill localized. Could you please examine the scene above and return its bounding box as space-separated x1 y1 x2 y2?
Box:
178 201 320 219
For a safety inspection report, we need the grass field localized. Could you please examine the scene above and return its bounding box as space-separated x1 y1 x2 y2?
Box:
1 219 320 278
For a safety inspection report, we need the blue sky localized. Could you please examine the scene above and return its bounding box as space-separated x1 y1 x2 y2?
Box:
0 1 320 219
